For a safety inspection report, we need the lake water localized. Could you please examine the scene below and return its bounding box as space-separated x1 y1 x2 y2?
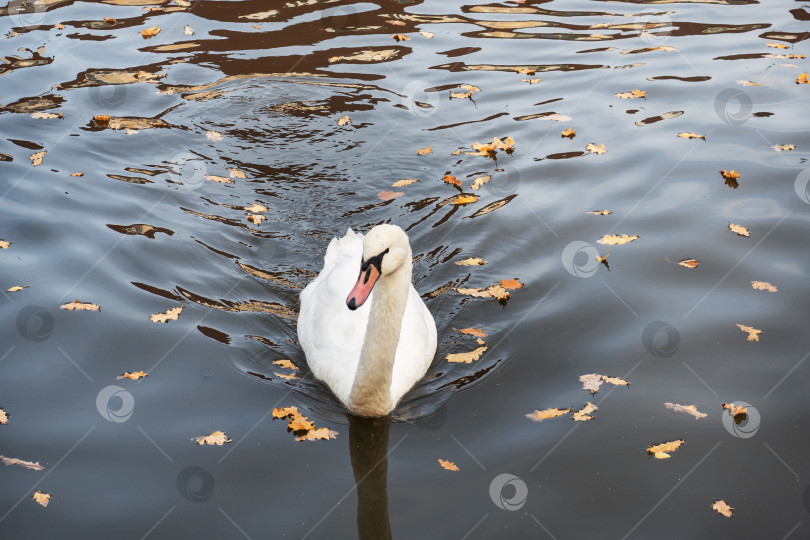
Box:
1 0 809 538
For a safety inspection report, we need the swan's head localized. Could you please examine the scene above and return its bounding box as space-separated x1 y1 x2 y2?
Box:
346 224 411 310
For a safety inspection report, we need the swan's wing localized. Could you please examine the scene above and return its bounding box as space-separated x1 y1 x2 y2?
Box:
389 285 437 404
298 229 369 404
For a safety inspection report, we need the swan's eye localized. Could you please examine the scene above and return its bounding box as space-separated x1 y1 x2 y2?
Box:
360 248 389 274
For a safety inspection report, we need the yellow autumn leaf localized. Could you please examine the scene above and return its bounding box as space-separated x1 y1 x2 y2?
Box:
30 151 46 166
193 430 232 445
736 324 761 342
751 281 777 292
150 306 182 323
417 146 432 155
455 327 488 338
796 72 809 84
521 78 542 84
0 409 7 424
451 194 478 205
70 172 83 177
712 500 733 517
337 115 351 126
274 372 298 380
390 33 410 41
728 223 750 237
572 402 598 422
588 210 612 215
117 371 148 380
500 278 523 290
392 178 418 187
446 346 487 363
585 143 606 155
767 42 789 49
455 257 487 266
526 407 571 422
247 214 265 224
0 241 9 249
720 170 740 180
438 459 459 471
295 427 338 441
773 144 795 152
244 203 267 213
206 175 233 184
33 491 50 507
272 406 299 419
665 402 707 419
677 132 705 140
615 89 646 99
562 128 576 138
647 439 684 459
60 300 100 311
140 25 160 38
598 234 638 245
470 175 490 190
7 285 29 292
272 359 298 370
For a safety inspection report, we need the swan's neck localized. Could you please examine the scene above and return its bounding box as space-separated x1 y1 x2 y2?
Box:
348 261 411 417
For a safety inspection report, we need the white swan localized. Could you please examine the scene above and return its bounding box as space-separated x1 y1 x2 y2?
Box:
298 224 437 417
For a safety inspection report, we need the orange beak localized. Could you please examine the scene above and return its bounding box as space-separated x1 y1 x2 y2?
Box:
347 263 381 310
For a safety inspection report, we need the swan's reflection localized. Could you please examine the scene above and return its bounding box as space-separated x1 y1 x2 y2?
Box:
349 415 393 540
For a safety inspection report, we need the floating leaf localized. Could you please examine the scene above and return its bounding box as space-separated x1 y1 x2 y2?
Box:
184 25 194 35
7 285 29 292
295 428 337 441
244 203 267 213
446 345 487 363
417 146 432 155
337 115 351 126
378 191 404 201
728 223 750 237
274 372 297 380
572 402 598 422
797 73 809 85
33 491 50 507
451 194 478 205
580 373 603 394
720 170 740 180
444 175 461 187
438 459 459 471
150 306 182 323
751 281 777 292
585 143 606 155
449 84 480 99
522 78 542 84
678 259 699 269
767 42 789 49
588 210 611 215
247 214 265 225
526 407 571 422
1 455 43 470
470 175 490 190
193 430 232 446
30 151 46 166
31 112 62 119
677 132 705 140
60 300 100 311
206 130 223 142
0 409 7 424
736 324 761 342
419 31 434 39
722 403 748 418
513 67 535 75
772 144 795 152
117 371 148 380
70 172 83 177
500 278 523 290
598 234 638 245
648 439 684 459
737 80 762 87
455 257 486 266
615 89 646 99
228 168 247 179
272 407 299 419
455 328 487 339
562 128 576 138
205 175 233 184
712 500 733 517
602 375 629 387
140 25 160 38
0 241 9 249
390 33 410 41
392 178 418 187
272 359 298 370
665 402 707 419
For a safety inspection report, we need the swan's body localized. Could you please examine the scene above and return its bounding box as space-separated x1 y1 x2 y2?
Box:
298 225 437 417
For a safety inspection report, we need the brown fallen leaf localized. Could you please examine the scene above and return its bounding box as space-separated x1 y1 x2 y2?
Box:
712 500 733 517
678 259 699 269
572 402 598 422
598 234 638 246
451 194 478 205
33 491 50 507
1 455 44 470
287 413 315 432
722 403 748 418
390 33 410 41
273 359 298 370
526 407 571 422
446 346 487 363
438 459 459 471
580 373 603 394
206 130 223 142
767 42 789 49
244 203 267 213
738 80 762 87
7 285 29 292
455 257 486 266
193 430 232 445
378 191 404 201
736 324 761 342
677 132 705 140
117 371 148 380
140 25 160 38
728 223 750 237
0 409 7 424
522 78 541 84
228 168 247 179
588 210 612 215
150 306 182 323
773 144 795 152
93 114 110 124
751 281 777 292
455 327 488 338
104 17 115 23
272 406 299 419
0 240 11 249
70 172 84 177
797 73 809 85
30 151 46 166
561 128 576 138
417 146 432 155
720 170 740 180
665 402 707 420
274 372 298 380
615 89 646 99
247 214 265 225
470 175 491 190
60 300 100 311
206 175 233 184
602 375 629 387
392 178 418 187
337 115 351 126
500 278 523 290
444 175 461 187
647 439 684 459
585 143 606 155
295 427 338 441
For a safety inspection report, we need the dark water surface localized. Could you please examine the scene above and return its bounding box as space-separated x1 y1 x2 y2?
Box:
2 0 809 537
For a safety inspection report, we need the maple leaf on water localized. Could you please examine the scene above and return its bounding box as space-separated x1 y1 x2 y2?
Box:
665 402 707 419
117 371 148 380
60 300 100 311
712 500 733 517
526 407 571 422
193 431 232 445
438 459 459 471
444 175 461 187
33 491 50 507
728 223 750 237
150 306 182 323
562 128 576 138
446 346 487 363
572 402 598 421
751 281 777 292
647 439 684 459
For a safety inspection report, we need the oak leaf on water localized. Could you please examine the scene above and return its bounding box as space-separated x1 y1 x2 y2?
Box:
444 175 461 187
470 175 490 190
60 300 100 311
526 407 571 422
585 143 606 155
337 116 350 126
247 214 265 224
193 431 232 445
150 306 182 323
598 234 638 246
438 459 459 471
295 428 337 441
728 223 750 237
647 439 684 459
206 175 233 184
446 346 487 363
244 203 267 213
33 491 50 507
500 278 523 290
0 409 6 424
140 26 160 38
30 151 46 166
712 500 733 517
449 84 480 100
562 128 576 138
572 402 598 421
665 402 707 419
615 89 646 99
